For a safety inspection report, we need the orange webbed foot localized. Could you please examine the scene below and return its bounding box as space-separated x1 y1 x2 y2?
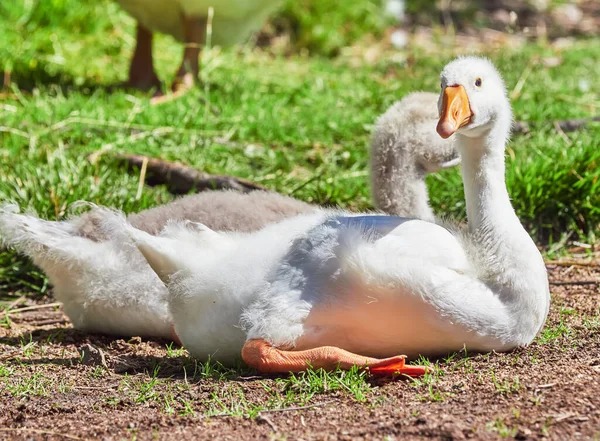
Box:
367 356 430 377
241 339 430 378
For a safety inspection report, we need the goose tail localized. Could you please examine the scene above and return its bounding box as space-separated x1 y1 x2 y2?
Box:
0 204 172 339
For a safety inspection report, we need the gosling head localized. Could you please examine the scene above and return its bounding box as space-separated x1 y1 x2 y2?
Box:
437 56 511 140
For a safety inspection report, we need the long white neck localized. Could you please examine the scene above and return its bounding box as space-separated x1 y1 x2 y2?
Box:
458 113 536 263
456 113 549 340
457 116 516 236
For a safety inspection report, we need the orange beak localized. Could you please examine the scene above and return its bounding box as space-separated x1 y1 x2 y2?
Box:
436 85 473 139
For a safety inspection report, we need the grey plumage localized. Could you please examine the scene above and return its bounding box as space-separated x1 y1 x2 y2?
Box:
78 190 315 241
370 92 459 221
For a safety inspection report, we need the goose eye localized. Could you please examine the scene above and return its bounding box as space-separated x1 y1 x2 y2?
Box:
475 78 482 87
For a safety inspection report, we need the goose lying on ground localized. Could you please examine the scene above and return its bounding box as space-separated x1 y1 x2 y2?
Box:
117 0 284 103
121 56 550 376
0 104 456 343
371 92 459 221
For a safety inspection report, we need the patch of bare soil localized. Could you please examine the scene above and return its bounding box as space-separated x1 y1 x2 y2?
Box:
1 264 599 440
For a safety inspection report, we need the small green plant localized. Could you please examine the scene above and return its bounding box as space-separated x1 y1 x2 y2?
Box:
537 319 573 345
19 334 36 357
541 417 553 436
583 313 600 330
420 383 446 402
446 351 473 373
162 389 176 416
205 385 260 417
0 363 12 377
282 365 373 403
0 313 11 329
90 366 105 378
179 398 195 417
188 357 239 381
491 372 521 396
165 342 185 358
486 418 518 438
529 391 544 406
46 328 66 344
58 379 72 394
410 366 449 402
7 372 52 397
105 396 120 407
134 366 162 404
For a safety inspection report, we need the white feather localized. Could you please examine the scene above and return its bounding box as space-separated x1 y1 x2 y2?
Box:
0 205 172 338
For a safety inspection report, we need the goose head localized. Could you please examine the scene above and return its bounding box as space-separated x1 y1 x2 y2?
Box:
437 57 512 141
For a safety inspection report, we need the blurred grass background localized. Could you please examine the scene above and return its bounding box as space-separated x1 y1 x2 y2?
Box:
0 0 599 295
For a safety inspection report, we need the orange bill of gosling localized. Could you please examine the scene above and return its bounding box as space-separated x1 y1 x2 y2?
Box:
241 339 431 378
436 85 473 139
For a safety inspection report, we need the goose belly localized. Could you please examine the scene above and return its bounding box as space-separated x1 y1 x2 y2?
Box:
179 0 282 45
116 0 184 40
117 0 281 44
245 216 492 357
295 283 486 359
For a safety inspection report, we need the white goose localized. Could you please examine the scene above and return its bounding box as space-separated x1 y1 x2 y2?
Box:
0 106 456 344
121 56 550 376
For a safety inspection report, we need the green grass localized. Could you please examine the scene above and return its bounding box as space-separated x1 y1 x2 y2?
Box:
0 1 599 299
536 318 574 345
5 372 53 398
276 365 373 403
101 361 373 416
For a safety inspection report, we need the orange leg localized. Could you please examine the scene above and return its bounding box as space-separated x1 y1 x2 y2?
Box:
151 16 206 105
242 339 430 377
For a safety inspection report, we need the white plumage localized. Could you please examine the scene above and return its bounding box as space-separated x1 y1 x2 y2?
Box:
0 192 313 340
0 204 172 338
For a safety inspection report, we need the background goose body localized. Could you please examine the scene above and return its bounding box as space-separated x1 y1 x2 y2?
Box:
116 0 284 101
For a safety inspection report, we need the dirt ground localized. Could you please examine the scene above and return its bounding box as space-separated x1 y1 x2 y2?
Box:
1 263 599 441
